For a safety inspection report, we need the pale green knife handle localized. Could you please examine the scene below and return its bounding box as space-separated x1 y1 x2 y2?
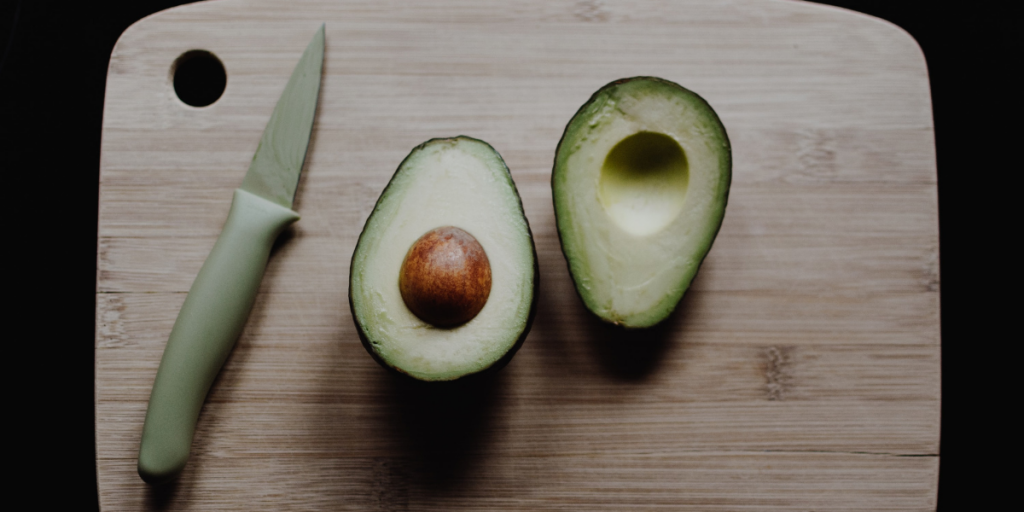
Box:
138 189 299 483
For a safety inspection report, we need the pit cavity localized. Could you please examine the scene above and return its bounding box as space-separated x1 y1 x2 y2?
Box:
598 131 689 236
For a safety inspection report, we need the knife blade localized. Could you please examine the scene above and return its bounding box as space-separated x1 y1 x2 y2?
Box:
138 24 325 484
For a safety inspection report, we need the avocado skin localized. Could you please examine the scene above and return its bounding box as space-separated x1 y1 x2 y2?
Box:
349 136 539 382
551 77 732 328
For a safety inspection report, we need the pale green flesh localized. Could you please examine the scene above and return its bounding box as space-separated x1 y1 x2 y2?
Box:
351 138 534 381
241 24 324 208
554 78 731 328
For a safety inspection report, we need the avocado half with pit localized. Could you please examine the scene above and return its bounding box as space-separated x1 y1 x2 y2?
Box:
350 137 538 381
553 77 731 328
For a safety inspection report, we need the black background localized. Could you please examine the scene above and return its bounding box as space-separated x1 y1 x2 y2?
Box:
2 1 1013 509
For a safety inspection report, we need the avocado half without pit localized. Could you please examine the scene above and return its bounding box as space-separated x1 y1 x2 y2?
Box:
350 137 538 381
553 77 731 328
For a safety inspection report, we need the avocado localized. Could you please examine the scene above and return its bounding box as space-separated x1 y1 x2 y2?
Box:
552 77 731 328
350 137 538 381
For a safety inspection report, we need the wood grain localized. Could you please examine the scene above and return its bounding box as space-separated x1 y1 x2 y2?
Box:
96 0 939 509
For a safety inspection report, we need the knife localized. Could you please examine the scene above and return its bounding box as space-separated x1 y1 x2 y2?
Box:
138 25 325 484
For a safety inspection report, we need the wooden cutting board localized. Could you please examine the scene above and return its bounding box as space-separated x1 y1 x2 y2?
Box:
95 0 940 509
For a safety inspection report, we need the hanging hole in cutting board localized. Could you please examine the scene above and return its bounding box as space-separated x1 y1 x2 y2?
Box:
171 50 226 107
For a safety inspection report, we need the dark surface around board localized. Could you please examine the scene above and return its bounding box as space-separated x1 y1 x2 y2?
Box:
1 0 1015 509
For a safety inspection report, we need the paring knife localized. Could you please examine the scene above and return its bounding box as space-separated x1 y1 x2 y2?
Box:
138 25 325 484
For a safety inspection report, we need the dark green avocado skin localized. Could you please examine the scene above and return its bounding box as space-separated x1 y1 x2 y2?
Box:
551 77 732 329
348 136 540 383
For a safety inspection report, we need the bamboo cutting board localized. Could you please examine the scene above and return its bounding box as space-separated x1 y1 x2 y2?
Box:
95 0 940 509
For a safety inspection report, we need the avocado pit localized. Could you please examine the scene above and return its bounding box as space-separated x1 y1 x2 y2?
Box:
400 226 492 327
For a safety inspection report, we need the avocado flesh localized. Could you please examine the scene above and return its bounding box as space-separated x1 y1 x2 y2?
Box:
350 137 537 381
553 77 731 328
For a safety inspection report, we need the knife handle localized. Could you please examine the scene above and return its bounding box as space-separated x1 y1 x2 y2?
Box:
138 189 299 484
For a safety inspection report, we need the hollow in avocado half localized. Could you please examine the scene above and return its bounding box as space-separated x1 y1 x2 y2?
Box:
553 77 731 328
350 137 538 381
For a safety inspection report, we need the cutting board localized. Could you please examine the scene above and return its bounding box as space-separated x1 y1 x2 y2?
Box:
95 0 940 509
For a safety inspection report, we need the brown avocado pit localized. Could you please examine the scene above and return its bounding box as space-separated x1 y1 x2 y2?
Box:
400 226 492 327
